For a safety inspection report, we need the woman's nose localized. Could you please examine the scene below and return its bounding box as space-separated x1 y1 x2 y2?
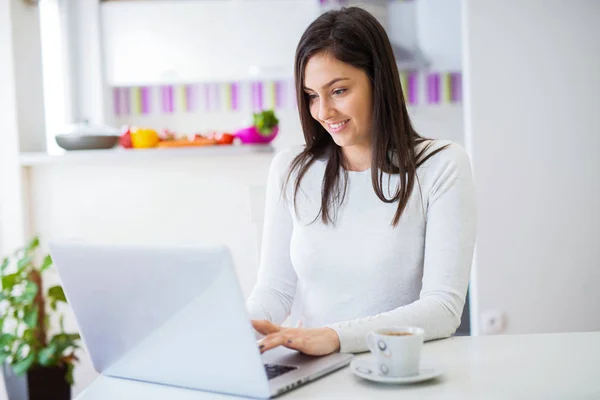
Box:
318 99 335 121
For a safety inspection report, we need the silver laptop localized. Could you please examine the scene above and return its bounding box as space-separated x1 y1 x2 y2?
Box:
49 242 352 399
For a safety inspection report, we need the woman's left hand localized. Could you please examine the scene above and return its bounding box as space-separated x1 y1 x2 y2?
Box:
252 320 341 356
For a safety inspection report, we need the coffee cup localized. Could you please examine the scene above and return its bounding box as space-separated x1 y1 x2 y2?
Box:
365 326 424 377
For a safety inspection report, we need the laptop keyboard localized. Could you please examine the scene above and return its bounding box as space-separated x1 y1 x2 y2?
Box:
264 364 297 380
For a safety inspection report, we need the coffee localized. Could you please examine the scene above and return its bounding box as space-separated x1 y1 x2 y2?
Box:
381 332 413 337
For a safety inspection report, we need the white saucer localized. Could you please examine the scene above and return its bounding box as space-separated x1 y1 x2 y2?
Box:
350 358 443 384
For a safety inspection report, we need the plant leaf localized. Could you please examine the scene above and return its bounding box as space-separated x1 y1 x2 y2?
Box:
11 352 35 376
48 285 67 306
40 255 53 272
24 306 39 328
16 256 33 272
65 362 75 385
1 257 9 273
38 343 58 366
25 236 40 253
1 272 21 290
0 333 14 348
67 333 81 342
18 281 38 305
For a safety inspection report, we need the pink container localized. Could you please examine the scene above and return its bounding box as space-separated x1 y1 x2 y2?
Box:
234 125 279 144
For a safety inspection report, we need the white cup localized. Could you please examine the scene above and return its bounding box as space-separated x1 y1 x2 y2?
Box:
366 326 425 377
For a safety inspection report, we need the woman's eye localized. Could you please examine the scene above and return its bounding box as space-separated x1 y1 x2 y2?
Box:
333 89 346 96
307 93 318 101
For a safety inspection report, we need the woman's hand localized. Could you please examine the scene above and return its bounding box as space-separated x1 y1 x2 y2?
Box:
252 320 341 356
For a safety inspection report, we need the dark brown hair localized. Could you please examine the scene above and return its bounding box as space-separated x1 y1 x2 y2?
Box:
287 6 447 226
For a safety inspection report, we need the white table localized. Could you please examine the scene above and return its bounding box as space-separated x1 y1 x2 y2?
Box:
77 332 600 399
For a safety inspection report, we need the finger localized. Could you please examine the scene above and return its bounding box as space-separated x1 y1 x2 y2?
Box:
258 333 289 353
259 332 307 354
252 320 281 336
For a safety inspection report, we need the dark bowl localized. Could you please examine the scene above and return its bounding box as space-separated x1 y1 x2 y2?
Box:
55 134 120 151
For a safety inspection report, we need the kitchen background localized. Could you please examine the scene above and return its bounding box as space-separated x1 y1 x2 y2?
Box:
2 0 599 398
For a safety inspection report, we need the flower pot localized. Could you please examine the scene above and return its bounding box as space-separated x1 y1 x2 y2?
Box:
2 363 71 400
234 125 279 144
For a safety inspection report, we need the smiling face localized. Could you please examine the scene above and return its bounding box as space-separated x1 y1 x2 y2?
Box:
303 52 373 154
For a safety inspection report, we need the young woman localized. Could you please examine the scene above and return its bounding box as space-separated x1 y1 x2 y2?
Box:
246 7 476 355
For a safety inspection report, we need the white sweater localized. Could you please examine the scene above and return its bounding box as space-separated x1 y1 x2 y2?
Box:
246 140 477 353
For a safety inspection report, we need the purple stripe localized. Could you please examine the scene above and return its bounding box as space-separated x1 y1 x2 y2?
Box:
257 82 263 111
113 88 121 116
434 74 440 103
168 86 174 113
408 73 417 105
427 73 438 104
427 74 433 103
231 83 239 110
185 85 190 112
141 87 150 114
161 86 167 113
274 81 282 109
452 72 462 102
251 82 258 111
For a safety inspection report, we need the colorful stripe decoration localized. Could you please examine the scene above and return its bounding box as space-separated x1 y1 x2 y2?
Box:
427 73 440 104
110 72 461 117
251 81 264 112
407 72 418 105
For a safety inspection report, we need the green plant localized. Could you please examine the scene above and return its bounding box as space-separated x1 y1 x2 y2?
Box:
0 236 81 384
253 109 279 136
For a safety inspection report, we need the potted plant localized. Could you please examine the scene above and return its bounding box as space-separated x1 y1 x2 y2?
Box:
1 236 81 400
235 109 280 144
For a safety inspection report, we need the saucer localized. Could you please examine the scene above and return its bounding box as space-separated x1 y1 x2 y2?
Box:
350 358 443 384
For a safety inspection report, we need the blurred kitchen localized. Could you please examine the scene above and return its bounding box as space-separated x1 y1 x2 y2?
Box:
1 0 599 398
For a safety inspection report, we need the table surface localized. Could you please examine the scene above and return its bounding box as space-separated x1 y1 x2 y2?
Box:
77 331 600 400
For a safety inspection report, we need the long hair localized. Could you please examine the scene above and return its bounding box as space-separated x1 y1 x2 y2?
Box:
287 7 447 226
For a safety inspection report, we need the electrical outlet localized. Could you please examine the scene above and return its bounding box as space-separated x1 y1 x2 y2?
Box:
480 310 505 334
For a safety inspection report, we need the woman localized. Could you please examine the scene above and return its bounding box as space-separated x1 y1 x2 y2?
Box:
246 7 476 355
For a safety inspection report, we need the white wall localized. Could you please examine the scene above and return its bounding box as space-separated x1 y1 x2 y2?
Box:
463 0 600 335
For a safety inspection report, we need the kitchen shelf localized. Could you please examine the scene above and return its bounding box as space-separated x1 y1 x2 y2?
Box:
20 144 276 166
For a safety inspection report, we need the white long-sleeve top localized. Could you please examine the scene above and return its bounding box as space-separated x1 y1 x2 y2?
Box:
246 140 477 353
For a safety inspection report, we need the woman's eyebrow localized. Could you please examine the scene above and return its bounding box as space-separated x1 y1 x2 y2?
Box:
303 77 350 91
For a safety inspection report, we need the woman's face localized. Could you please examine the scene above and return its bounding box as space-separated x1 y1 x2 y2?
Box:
303 52 373 150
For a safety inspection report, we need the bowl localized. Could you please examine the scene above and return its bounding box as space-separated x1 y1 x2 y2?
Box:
55 134 120 151
234 125 279 144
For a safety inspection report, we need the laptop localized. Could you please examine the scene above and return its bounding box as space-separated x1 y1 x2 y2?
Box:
49 242 353 399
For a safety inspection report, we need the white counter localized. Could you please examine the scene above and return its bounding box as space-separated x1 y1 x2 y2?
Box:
19 144 276 166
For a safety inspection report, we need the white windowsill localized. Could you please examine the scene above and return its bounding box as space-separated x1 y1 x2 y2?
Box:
20 144 276 166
